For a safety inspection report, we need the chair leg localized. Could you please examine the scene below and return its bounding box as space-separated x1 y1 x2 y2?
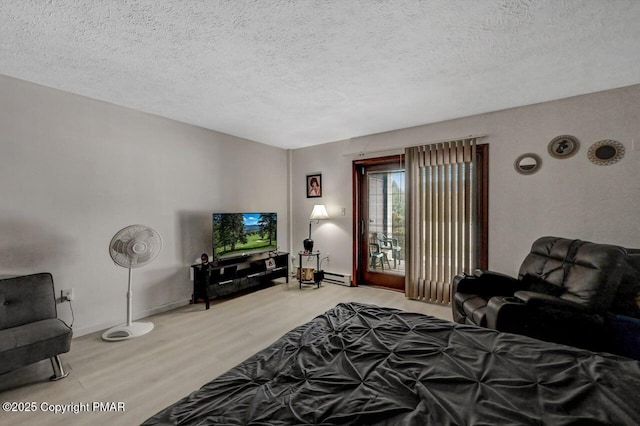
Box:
50 355 69 381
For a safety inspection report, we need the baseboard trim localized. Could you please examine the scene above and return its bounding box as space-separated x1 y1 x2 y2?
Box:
72 298 192 338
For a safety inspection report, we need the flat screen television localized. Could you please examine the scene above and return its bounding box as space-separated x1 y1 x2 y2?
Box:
212 212 277 260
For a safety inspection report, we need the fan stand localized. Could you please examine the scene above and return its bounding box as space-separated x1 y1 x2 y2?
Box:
102 268 154 341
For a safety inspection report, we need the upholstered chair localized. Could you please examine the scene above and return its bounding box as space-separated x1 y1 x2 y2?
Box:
452 236 632 351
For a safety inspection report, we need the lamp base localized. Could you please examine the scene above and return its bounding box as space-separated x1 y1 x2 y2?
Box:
303 238 314 252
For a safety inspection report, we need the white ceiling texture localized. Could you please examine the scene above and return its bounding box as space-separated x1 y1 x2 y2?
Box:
2 1 640 149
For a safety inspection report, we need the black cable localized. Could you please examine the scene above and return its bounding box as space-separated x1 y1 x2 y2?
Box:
61 300 75 329
68 300 75 328
320 256 330 270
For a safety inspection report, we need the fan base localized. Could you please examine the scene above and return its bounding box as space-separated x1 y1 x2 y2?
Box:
101 321 154 342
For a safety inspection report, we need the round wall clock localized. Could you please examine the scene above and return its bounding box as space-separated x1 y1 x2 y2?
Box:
587 139 625 166
548 135 579 159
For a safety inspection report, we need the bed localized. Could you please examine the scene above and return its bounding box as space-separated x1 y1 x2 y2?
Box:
143 302 640 425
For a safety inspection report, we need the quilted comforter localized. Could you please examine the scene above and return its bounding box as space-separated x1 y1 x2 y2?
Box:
143 302 640 425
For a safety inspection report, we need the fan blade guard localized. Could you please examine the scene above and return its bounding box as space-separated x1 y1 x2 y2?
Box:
109 224 162 269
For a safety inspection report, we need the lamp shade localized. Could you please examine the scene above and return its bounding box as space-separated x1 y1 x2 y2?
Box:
309 205 329 220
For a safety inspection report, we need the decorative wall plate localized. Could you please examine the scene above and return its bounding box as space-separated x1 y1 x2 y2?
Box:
514 153 541 175
548 135 579 159
587 140 625 166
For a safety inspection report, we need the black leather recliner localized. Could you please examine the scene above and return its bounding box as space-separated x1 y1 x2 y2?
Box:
452 236 634 351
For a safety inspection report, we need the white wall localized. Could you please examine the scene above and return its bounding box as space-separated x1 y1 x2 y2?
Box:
292 85 640 279
0 75 289 336
290 142 355 275
3 74 639 334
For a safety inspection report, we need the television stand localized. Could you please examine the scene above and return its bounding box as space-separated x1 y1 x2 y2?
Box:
191 252 289 310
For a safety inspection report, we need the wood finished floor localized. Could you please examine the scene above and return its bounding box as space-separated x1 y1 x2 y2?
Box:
0 280 452 425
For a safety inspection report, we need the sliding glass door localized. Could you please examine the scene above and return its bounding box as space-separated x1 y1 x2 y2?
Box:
354 156 405 291
352 145 487 298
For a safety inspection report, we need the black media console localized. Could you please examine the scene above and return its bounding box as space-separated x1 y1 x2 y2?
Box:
191 252 289 309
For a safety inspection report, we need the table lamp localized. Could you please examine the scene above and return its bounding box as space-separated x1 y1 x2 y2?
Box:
303 204 329 252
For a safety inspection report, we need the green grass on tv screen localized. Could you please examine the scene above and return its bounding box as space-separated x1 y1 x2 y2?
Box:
216 232 276 257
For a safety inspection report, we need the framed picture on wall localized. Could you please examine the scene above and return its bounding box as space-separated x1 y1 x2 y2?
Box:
306 173 322 198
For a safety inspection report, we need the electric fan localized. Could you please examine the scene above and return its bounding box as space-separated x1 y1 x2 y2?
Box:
102 224 162 342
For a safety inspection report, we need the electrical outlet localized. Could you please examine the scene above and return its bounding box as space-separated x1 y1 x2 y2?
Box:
61 288 74 302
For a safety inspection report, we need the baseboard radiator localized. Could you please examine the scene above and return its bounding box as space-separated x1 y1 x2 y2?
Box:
323 271 351 286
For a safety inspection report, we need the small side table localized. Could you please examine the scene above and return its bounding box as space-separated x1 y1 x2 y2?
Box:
298 251 321 288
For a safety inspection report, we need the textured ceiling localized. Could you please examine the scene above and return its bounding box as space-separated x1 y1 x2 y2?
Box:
2 1 640 149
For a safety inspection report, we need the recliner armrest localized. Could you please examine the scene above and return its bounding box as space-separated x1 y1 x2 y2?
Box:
513 291 590 312
486 296 530 332
606 314 640 360
454 270 522 297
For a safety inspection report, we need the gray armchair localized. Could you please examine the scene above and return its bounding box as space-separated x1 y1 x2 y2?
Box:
0 273 73 380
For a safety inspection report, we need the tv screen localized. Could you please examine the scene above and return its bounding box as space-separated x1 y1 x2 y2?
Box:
212 212 277 260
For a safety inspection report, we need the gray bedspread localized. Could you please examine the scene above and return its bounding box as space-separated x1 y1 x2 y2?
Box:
143 302 640 425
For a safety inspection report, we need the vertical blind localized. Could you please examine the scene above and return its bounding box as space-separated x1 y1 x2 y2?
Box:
405 138 476 304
